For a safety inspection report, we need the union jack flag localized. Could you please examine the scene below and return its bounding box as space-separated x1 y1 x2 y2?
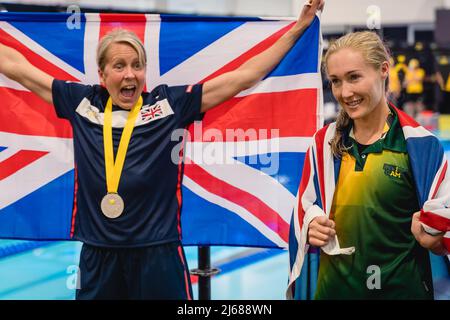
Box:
141 104 163 121
0 12 323 248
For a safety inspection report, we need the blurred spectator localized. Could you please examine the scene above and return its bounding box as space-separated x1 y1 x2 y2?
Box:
436 55 450 114
415 43 437 112
404 58 425 117
388 56 402 106
392 54 408 109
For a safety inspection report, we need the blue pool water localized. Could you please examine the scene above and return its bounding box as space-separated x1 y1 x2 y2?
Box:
0 242 287 300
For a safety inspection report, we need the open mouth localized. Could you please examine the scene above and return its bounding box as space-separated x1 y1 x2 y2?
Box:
120 85 136 98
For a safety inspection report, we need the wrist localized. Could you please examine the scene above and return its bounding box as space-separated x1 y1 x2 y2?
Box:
430 242 448 256
285 24 307 44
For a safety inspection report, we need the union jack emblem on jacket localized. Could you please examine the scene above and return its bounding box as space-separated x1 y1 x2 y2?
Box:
287 105 450 299
141 103 163 121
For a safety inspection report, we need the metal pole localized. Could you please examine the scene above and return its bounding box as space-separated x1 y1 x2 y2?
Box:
198 246 211 300
190 246 220 300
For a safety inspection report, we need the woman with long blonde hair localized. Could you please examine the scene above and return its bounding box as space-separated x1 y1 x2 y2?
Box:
288 31 449 300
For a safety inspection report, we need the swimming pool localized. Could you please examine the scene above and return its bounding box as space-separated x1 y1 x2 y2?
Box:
0 241 287 299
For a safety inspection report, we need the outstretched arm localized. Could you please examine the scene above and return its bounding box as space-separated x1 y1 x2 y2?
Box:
0 43 54 104
200 0 324 113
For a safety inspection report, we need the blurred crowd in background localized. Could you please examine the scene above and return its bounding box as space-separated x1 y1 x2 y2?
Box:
1 1 450 134
322 37 450 134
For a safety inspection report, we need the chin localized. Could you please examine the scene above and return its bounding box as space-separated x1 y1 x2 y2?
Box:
118 97 137 109
347 110 362 119
342 107 359 118
343 104 370 119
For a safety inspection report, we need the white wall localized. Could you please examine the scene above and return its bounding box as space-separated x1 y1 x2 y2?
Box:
232 0 293 17
317 0 443 27
166 0 232 15
4 0 450 27
166 0 293 16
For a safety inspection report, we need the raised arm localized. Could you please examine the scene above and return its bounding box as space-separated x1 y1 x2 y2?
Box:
200 0 324 113
0 43 54 105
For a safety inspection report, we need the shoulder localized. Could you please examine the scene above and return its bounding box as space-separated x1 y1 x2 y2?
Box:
392 107 444 158
150 84 201 96
146 84 180 102
313 123 337 144
315 123 335 135
52 80 105 115
393 106 436 138
144 85 178 105
53 79 90 89
52 79 99 96
148 84 187 95
149 84 169 97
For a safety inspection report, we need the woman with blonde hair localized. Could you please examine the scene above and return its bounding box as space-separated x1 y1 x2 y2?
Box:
0 1 324 299
288 31 449 300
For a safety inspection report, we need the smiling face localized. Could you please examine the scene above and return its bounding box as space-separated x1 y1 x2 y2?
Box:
98 42 146 110
326 48 389 122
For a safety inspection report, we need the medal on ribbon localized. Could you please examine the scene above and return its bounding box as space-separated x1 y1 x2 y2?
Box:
101 96 143 219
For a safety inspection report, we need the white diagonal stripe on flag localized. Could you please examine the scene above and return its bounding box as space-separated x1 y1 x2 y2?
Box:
183 175 287 248
0 21 87 82
158 21 291 85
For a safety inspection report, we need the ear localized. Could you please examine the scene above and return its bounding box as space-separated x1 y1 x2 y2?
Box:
380 60 389 80
98 68 105 86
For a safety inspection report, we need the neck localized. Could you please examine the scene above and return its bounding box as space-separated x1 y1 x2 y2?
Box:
353 100 390 145
110 98 134 111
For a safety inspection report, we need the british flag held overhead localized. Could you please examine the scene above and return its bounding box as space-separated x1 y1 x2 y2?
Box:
0 12 323 248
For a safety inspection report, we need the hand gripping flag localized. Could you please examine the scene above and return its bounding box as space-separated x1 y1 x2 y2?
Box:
0 12 323 248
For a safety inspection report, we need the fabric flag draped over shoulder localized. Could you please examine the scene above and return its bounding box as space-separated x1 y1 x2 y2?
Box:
0 12 323 248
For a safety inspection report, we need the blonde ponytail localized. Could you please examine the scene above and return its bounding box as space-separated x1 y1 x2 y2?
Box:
329 109 352 158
